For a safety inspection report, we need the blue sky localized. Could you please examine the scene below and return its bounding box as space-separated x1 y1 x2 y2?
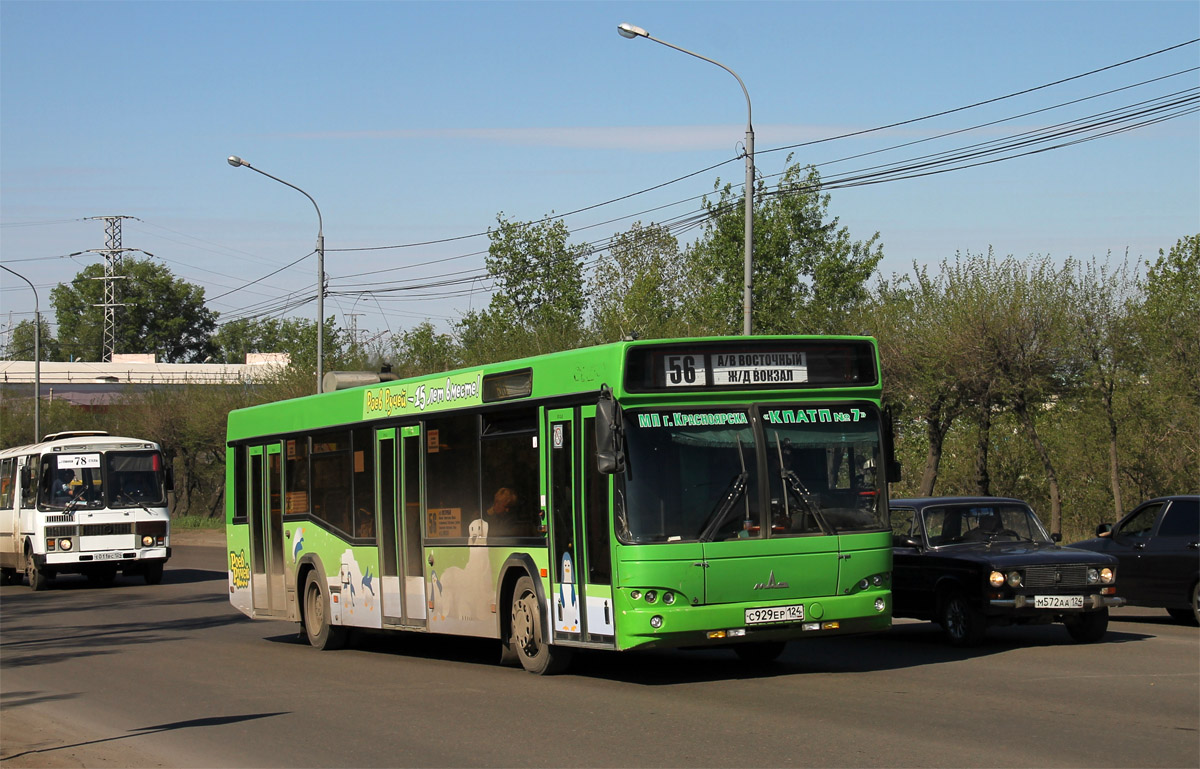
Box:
2 0 1197 346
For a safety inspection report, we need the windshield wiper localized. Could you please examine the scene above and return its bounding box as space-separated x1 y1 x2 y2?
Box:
698 471 749 542
774 435 836 535
118 491 154 515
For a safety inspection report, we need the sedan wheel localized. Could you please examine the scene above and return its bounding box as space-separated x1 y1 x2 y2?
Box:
941 592 986 646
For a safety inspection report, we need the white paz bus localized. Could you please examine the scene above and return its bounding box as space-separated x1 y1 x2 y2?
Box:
0 431 172 590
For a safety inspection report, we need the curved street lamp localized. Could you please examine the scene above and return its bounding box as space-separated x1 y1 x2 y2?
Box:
1 264 40 440
227 155 327 392
617 23 755 335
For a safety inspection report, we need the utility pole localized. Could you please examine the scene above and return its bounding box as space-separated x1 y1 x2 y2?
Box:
86 215 139 361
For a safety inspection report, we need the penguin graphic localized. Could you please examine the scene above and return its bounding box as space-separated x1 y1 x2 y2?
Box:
557 551 579 632
292 527 305 562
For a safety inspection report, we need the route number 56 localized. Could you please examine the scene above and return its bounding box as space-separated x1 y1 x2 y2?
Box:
666 355 700 386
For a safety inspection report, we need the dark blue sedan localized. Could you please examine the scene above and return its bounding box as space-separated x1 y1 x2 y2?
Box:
891 497 1124 645
1070 495 1199 625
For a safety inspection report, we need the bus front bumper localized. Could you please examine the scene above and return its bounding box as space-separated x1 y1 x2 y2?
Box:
616 591 892 651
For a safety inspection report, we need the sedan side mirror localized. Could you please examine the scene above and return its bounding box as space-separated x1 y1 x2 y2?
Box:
892 534 921 549
1095 523 1112 537
1051 532 1062 543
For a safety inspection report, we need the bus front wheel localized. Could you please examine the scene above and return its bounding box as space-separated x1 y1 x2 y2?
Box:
302 570 347 650
24 548 51 591
143 562 164 585
510 575 572 675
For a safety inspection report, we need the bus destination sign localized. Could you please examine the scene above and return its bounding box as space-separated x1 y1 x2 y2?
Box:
662 351 808 388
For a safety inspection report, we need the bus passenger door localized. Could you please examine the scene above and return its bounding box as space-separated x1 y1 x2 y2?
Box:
374 425 426 627
547 407 616 647
248 444 287 616
399 426 427 627
375 428 402 625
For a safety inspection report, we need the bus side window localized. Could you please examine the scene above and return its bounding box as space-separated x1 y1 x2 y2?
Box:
20 457 38 508
0 458 14 509
424 414 480 539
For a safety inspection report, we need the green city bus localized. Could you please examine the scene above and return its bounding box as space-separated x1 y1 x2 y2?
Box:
225 335 898 673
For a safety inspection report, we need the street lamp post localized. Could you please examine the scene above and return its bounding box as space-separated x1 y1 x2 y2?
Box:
227 155 327 393
1 265 40 441
617 22 755 336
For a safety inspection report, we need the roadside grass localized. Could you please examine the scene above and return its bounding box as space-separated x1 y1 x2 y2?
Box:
170 514 224 530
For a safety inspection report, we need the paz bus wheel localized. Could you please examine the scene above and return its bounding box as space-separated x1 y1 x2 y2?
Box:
143 562 164 585
25 548 49 592
510 575 572 675
303 570 347 650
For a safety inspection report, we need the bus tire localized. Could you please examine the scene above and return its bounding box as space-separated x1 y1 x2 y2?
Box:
143 562 164 585
25 547 50 591
510 575 572 675
303 570 347 650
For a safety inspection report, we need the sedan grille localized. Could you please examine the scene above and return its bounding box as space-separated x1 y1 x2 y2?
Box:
1023 564 1088 589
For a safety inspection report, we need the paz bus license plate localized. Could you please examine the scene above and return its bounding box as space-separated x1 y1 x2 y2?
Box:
745 604 804 625
93 552 126 560
1034 595 1084 609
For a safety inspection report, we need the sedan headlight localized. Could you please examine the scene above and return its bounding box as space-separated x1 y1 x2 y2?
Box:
1100 567 1114 584
1006 571 1022 588
1087 568 1100 584
989 571 1006 588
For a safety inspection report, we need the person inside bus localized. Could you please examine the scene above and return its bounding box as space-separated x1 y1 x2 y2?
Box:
52 469 77 504
483 486 531 537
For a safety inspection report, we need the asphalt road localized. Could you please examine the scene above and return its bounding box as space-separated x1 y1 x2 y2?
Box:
1 537 1197 769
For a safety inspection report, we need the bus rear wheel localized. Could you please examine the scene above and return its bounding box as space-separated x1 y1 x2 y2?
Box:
303 570 347 650
510 575 572 675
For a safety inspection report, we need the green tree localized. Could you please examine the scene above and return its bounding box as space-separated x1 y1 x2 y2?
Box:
685 162 883 335
1070 255 1139 518
213 316 346 369
455 213 589 362
388 321 461 378
590 222 686 342
2 317 60 361
51 258 217 362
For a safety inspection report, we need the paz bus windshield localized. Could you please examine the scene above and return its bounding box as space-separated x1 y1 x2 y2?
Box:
618 404 886 543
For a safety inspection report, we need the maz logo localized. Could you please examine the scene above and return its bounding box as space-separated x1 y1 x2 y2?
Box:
754 571 790 590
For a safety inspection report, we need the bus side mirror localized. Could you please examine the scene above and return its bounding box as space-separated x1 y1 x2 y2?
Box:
20 465 32 489
165 467 175 492
596 385 625 475
883 406 902 483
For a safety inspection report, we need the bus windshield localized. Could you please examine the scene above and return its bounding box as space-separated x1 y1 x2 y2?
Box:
619 404 886 543
38 451 165 510
107 452 166 508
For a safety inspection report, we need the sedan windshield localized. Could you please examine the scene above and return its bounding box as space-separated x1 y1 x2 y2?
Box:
921 503 1053 547
618 404 886 543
